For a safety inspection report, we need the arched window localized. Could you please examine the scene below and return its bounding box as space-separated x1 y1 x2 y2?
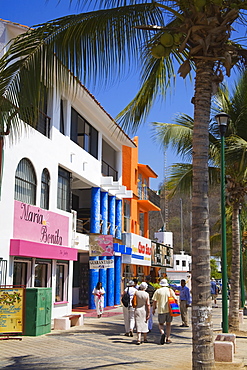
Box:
40 168 50 210
15 158 37 205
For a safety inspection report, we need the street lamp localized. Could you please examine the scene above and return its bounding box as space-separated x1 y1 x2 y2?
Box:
215 111 230 333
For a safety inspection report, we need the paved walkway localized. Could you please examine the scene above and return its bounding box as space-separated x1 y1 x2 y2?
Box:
0 299 247 369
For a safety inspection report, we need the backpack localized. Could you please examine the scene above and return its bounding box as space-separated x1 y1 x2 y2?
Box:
121 287 130 307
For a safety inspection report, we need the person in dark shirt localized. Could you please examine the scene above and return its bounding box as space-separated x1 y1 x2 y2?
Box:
210 278 218 308
145 276 155 331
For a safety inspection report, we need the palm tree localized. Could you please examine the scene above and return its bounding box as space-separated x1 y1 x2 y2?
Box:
153 70 247 332
1 1 247 368
214 78 247 330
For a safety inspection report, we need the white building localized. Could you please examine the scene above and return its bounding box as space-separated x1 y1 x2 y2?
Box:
166 250 191 283
0 18 135 322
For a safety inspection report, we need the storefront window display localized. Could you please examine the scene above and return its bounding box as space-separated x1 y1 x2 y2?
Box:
13 259 31 286
34 259 51 287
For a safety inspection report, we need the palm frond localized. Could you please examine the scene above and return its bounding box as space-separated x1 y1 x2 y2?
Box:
152 114 193 161
225 135 247 171
166 163 192 197
1 3 164 130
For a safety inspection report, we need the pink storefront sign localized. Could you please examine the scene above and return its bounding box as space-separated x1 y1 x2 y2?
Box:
10 239 77 261
13 201 69 247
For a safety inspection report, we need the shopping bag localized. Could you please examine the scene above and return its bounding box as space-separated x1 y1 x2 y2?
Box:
168 296 180 317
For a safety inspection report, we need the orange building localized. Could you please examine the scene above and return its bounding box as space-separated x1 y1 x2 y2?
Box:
121 136 161 284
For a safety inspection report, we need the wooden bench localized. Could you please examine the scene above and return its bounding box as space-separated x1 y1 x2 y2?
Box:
54 314 84 330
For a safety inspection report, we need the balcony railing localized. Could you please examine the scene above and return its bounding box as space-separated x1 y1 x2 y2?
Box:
147 187 160 208
138 185 160 208
102 160 118 181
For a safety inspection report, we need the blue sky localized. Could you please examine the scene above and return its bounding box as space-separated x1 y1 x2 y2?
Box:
1 1 198 190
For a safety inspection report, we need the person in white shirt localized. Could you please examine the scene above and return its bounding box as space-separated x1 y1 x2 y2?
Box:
122 280 136 336
152 278 177 344
92 281 105 318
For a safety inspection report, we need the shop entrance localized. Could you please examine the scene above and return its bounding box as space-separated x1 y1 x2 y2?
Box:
73 253 89 307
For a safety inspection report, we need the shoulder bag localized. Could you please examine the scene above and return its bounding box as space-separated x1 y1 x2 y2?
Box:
168 289 180 317
132 292 137 308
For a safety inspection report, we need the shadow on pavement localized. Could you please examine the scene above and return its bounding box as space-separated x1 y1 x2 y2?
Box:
4 355 150 369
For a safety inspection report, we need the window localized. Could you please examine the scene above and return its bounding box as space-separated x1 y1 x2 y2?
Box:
13 262 27 286
36 87 50 138
137 265 144 279
143 178 148 199
57 167 71 212
123 200 131 233
34 260 51 287
70 108 98 159
13 259 31 287
15 158 37 205
55 261 68 302
18 81 50 138
60 99 65 135
123 264 133 287
101 140 118 180
138 174 142 198
40 168 50 209
182 260 186 267
176 260 180 266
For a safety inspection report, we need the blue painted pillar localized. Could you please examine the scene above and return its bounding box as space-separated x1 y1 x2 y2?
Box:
99 256 107 307
100 191 108 235
115 199 122 240
114 255 121 305
90 187 101 233
108 195 116 236
89 256 99 309
107 256 115 306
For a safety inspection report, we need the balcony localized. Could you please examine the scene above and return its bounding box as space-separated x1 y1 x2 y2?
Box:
102 160 118 181
147 188 160 208
137 186 160 211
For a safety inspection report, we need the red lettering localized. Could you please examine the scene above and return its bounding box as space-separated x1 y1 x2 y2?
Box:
138 242 151 255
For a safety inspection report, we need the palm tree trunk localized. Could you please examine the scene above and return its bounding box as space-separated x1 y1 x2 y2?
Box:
228 203 240 331
191 59 214 369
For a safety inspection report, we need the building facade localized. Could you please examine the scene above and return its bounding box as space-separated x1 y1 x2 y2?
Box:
0 19 135 319
121 137 173 285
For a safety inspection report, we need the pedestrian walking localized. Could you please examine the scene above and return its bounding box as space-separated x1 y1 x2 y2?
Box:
145 275 155 331
152 278 176 344
169 279 191 327
92 281 105 318
133 278 139 289
122 280 136 337
133 282 150 345
211 278 218 308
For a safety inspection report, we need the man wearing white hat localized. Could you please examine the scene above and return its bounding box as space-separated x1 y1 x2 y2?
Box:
152 278 177 344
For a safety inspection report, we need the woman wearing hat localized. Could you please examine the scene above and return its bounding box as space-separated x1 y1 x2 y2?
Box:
133 282 150 345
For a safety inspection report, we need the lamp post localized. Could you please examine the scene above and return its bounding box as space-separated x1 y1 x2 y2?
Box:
215 111 230 333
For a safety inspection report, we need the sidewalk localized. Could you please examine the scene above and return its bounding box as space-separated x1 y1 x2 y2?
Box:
0 299 246 369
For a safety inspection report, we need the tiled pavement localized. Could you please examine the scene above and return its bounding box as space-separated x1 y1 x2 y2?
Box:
0 299 247 369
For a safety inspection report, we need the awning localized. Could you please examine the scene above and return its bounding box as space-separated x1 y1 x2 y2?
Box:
10 239 78 261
